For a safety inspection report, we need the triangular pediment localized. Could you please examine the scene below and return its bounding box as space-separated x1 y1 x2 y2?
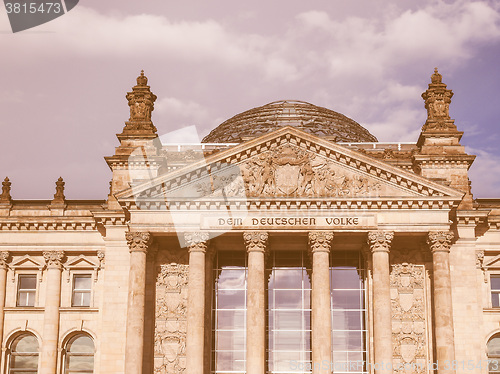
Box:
116 127 463 205
66 255 98 269
11 255 44 269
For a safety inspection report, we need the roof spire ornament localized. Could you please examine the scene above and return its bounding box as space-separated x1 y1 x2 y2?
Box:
421 68 457 131
121 70 158 136
52 177 66 205
0 177 12 204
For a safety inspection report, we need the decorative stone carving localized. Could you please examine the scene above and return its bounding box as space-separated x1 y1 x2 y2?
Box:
427 231 454 253
52 177 66 205
154 263 189 374
0 251 9 269
126 232 152 253
121 70 158 135
391 263 428 374
43 251 64 269
476 250 484 269
183 232 209 252
243 231 268 252
476 250 488 283
126 71 157 122
421 68 457 132
97 251 105 266
367 231 394 252
0 177 12 204
239 144 382 198
308 231 334 253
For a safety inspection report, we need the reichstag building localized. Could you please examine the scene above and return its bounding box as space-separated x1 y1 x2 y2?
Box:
0 69 499 374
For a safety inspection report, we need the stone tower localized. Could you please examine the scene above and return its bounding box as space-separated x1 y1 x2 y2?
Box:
105 71 164 210
413 68 476 209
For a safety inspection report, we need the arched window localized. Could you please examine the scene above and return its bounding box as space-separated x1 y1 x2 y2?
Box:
8 333 39 373
64 334 95 374
488 334 500 374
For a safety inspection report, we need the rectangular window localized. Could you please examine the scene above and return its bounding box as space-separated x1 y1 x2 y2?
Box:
17 275 37 307
267 250 311 373
72 275 92 307
212 251 247 373
491 275 500 307
331 251 367 374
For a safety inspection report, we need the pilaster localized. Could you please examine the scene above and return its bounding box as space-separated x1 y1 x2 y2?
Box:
40 250 64 374
125 231 152 374
0 251 9 352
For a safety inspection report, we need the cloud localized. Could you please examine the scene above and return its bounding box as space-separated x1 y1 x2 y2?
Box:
295 1 500 77
155 97 211 128
1 0 499 198
467 147 500 197
290 1 500 140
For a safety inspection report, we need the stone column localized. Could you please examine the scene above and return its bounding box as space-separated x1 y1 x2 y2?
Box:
125 232 152 374
40 250 64 374
367 231 394 373
185 232 209 374
0 252 9 351
244 231 268 374
308 231 333 373
428 231 456 374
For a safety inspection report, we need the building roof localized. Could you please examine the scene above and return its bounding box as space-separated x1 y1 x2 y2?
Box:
201 100 378 143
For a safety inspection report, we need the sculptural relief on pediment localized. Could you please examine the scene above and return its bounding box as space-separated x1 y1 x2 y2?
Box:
189 144 417 199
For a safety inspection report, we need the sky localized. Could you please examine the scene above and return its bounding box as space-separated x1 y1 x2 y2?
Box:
0 0 499 199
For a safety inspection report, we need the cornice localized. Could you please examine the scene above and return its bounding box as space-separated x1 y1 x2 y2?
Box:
0 218 97 231
121 196 460 211
92 211 128 226
104 155 165 169
455 210 488 226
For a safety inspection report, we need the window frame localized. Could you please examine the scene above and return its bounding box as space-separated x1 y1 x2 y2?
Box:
63 334 95 374
71 274 93 308
8 333 39 373
487 334 500 374
16 274 37 307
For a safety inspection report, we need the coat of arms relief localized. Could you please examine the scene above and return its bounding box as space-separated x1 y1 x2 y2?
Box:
154 264 189 374
195 144 383 198
390 263 428 374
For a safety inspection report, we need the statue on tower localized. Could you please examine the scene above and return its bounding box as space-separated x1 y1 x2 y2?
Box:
122 70 158 135
421 68 457 131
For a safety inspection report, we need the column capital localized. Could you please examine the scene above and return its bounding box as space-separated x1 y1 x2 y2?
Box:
367 231 394 253
243 231 268 253
427 231 454 253
184 232 209 253
126 231 153 253
43 250 65 269
308 231 334 253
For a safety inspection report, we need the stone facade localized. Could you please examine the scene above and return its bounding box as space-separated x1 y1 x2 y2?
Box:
0 70 499 374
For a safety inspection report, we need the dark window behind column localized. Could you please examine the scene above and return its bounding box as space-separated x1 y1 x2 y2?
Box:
212 251 247 373
331 251 366 373
267 250 311 373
